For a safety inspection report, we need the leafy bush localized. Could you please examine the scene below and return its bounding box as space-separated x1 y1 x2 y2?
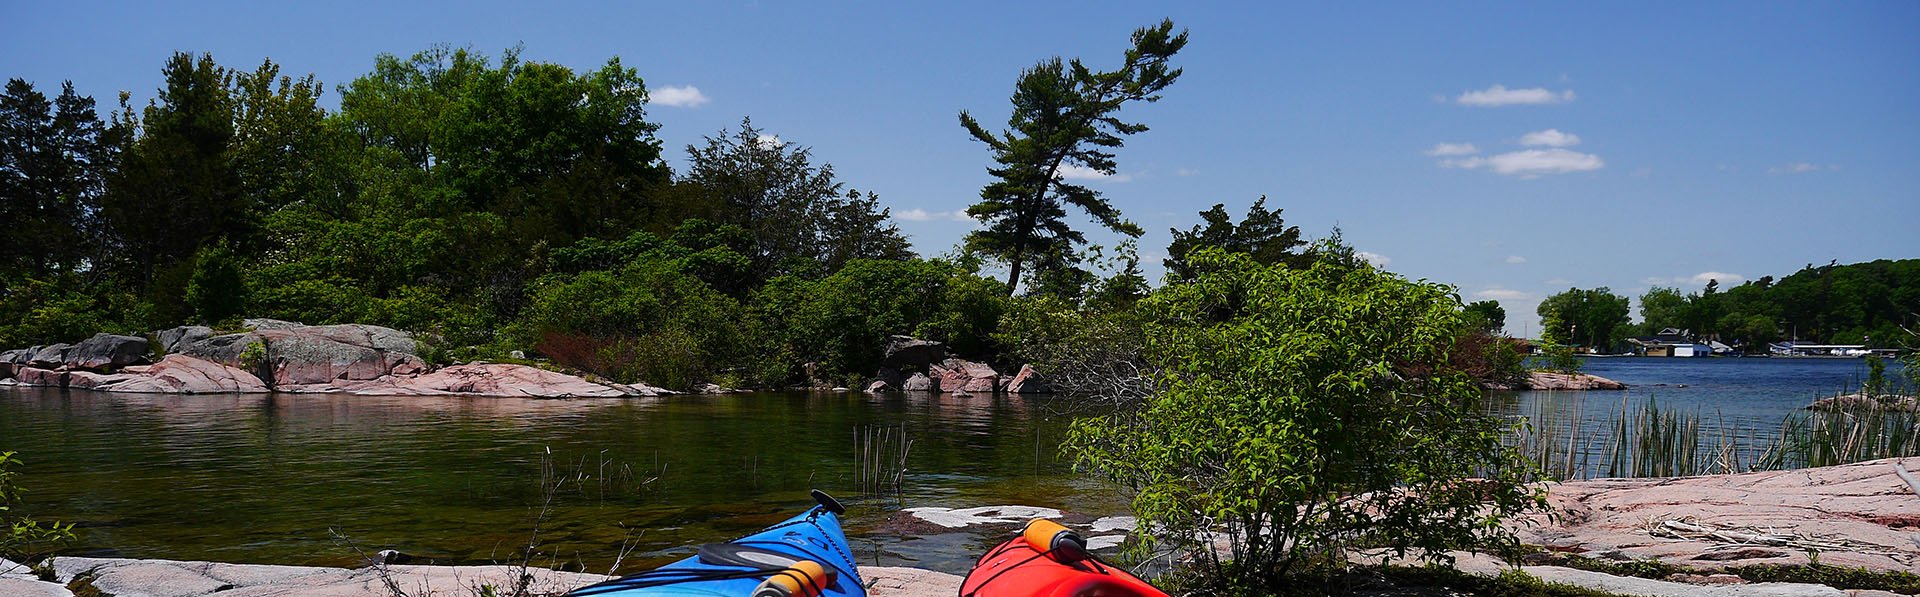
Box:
1538 343 1583 374
517 257 751 389
185 241 248 325
1064 248 1543 592
0 451 75 563
752 258 1006 382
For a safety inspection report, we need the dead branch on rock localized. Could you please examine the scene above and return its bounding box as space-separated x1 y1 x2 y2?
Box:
1647 517 1913 563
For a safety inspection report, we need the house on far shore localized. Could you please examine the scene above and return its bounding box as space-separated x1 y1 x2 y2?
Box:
1627 328 1714 357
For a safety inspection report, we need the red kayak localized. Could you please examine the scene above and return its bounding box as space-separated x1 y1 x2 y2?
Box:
961 519 1167 597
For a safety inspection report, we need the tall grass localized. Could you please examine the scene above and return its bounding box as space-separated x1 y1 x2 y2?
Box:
854 424 912 495
1507 391 1917 481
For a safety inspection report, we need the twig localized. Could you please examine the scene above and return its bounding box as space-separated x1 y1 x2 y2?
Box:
1893 463 1920 498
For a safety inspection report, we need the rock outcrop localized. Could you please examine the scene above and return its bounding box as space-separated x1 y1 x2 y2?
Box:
1522 371 1627 390
155 325 214 354
1 320 663 398
1514 456 1920 572
181 321 425 387
931 358 999 393
67 333 150 370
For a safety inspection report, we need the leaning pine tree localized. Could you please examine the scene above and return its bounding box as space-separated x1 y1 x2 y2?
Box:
959 19 1185 294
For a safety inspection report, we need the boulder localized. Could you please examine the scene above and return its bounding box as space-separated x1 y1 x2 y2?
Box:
931 358 998 393
1526 371 1627 390
0 348 33 365
881 336 947 370
1005 364 1051 394
865 379 893 393
902 372 938 392
66 333 150 370
154 325 214 354
27 343 72 368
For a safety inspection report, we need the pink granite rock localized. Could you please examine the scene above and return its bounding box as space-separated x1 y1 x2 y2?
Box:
931 358 998 393
383 363 651 398
15 367 65 387
1005 363 1051 394
97 354 270 393
1514 457 1920 572
1526 371 1627 390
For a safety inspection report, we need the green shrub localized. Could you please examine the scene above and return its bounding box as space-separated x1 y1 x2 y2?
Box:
185 241 248 325
1065 248 1544 593
1 451 75 563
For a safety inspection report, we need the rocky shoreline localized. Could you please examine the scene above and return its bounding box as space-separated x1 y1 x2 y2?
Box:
5 458 1916 596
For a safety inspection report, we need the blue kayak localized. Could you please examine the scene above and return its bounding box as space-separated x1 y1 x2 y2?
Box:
568 491 866 597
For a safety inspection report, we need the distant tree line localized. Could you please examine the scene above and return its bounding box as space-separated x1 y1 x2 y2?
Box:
1536 259 1920 352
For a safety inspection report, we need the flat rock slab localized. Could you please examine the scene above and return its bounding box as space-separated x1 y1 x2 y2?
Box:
865 566 963 597
901 505 1064 528
1517 456 1920 572
48 557 610 597
0 577 73 597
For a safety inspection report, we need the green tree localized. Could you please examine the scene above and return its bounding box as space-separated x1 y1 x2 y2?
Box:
959 19 1186 293
1537 287 1631 351
681 118 909 280
1163 196 1308 281
185 241 247 325
1637 286 1688 334
0 79 113 277
1463 300 1507 335
1066 248 1541 591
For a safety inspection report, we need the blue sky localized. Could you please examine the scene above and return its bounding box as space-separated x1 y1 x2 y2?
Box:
6 1 1917 336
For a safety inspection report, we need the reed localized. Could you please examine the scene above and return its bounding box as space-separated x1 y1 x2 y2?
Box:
854 424 913 495
1508 389 1920 481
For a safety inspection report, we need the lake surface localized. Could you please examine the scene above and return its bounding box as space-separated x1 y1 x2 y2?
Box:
0 356 1895 573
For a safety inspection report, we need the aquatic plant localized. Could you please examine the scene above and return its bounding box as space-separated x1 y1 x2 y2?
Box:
0 450 75 564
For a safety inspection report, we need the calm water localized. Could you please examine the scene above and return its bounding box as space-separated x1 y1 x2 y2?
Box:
0 389 1124 574
0 356 1895 573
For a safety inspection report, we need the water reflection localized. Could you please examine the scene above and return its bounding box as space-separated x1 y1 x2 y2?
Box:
0 387 1123 573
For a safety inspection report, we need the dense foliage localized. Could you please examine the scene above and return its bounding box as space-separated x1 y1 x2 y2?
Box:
1635 260 1920 349
1065 248 1544 593
1536 287 1632 350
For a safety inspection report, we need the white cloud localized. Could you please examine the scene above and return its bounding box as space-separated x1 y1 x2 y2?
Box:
1767 162 1835 174
1689 271 1745 285
1519 129 1581 147
755 134 784 149
1443 148 1603 178
1455 84 1575 107
1505 255 1527 264
1643 271 1748 287
1057 164 1132 182
1175 168 1197 177
1357 251 1391 267
1473 288 1533 301
894 209 975 224
1424 142 1479 157
651 85 710 108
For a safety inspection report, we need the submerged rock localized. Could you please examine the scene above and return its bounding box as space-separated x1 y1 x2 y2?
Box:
902 372 938 392
1005 364 1051 394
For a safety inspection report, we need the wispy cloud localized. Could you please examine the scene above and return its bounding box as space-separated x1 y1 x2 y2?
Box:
1643 271 1747 287
1767 162 1836 175
1505 255 1527 264
651 85 710 108
1442 148 1604 178
1456 84 1575 107
1357 251 1391 267
1473 288 1533 301
1424 142 1478 157
1058 164 1132 182
1175 168 1197 177
1519 129 1581 147
894 209 976 224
